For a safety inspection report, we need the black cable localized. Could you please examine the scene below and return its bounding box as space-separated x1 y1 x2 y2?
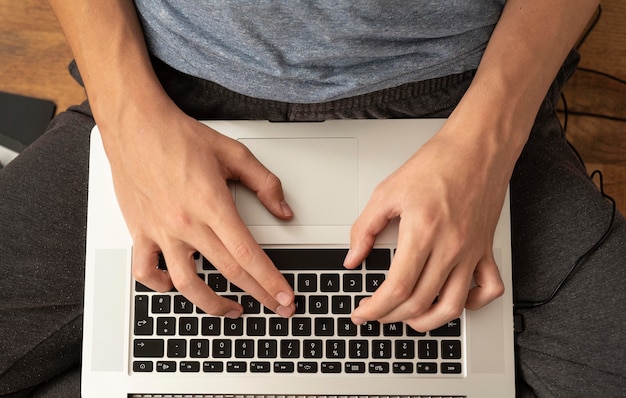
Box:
514 171 617 310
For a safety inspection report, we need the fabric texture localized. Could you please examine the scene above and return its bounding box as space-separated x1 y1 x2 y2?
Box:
1 50 625 397
133 0 505 103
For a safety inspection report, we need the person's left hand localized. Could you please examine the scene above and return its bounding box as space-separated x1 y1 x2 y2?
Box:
344 123 508 332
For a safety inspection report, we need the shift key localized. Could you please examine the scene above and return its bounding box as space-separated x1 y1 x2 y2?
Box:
134 339 164 357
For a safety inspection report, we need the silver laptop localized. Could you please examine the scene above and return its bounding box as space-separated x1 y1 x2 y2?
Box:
82 119 515 397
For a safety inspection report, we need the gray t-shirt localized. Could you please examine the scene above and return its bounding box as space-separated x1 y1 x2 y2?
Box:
134 1 505 103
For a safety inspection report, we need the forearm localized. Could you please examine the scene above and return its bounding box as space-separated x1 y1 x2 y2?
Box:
48 0 171 131
445 0 600 179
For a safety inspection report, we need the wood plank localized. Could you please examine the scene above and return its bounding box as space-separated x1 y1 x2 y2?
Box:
561 0 626 213
0 0 86 113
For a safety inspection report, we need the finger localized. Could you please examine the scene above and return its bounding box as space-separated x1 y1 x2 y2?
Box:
190 225 295 318
228 144 294 220
466 255 504 310
132 236 174 293
162 242 244 318
351 216 433 324
403 261 472 332
344 188 396 269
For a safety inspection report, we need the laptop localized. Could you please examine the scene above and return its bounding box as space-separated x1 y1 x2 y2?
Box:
82 119 515 397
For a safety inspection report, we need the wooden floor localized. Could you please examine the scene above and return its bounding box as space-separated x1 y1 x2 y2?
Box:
1 0 625 213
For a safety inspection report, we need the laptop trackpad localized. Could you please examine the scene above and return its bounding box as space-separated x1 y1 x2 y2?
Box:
235 138 358 226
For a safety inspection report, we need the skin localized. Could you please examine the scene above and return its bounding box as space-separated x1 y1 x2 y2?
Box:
49 0 600 330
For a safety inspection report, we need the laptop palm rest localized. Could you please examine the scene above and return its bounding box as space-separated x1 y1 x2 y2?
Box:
235 137 358 227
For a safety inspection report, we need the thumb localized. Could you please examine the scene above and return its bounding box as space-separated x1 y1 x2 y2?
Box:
465 255 505 310
231 147 294 220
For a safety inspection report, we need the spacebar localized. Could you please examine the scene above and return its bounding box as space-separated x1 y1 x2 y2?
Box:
264 248 349 270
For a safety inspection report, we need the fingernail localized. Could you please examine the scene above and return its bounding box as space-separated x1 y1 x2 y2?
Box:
280 200 293 218
225 309 242 319
275 305 294 318
276 291 292 307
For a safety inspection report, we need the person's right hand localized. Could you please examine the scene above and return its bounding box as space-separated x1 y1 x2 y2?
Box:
100 102 296 318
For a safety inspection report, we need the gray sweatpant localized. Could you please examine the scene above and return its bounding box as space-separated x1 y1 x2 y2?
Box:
1 51 624 397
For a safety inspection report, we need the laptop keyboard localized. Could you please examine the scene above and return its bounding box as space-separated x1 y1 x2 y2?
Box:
132 248 464 376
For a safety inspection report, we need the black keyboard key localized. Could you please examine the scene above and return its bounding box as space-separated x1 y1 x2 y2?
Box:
134 316 153 336
280 339 300 358
190 339 209 358
179 317 198 336
230 282 243 292
331 296 351 314
365 249 391 270
314 318 334 336
294 295 306 314
133 361 153 372
202 257 216 270
135 281 154 292
360 321 380 336
337 318 357 336
174 295 194 313
133 339 164 358
343 274 363 292
372 340 392 359
274 362 295 373
207 273 228 292
224 318 244 336
345 362 366 373
135 295 149 317
354 295 369 308
156 317 176 336
258 340 278 358
227 361 247 372
212 339 232 358
383 322 403 336
441 362 463 374
180 361 200 372
201 317 221 335
246 317 266 336
250 362 271 373
298 362 318 373
297 274 317 292
348 340 368 359
369 362 390 374
321 362 342 373
235 339 254 358
203 361 223 372
264 249 350 270
292 317 312 336
167 339 187 358
241 295 261 314
441 340 462 359
417 362 438 374
156 361 176 372
366 274 385 292
309 296 329 314
418 340 438 359
269 318 289 336
326 340 346 359
303 339 323 358
152 296 171 313
395 340 415 359
407 324 427 337
392 362 414 374
320 274 340 292
284 273 295 290
430 318 462 337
